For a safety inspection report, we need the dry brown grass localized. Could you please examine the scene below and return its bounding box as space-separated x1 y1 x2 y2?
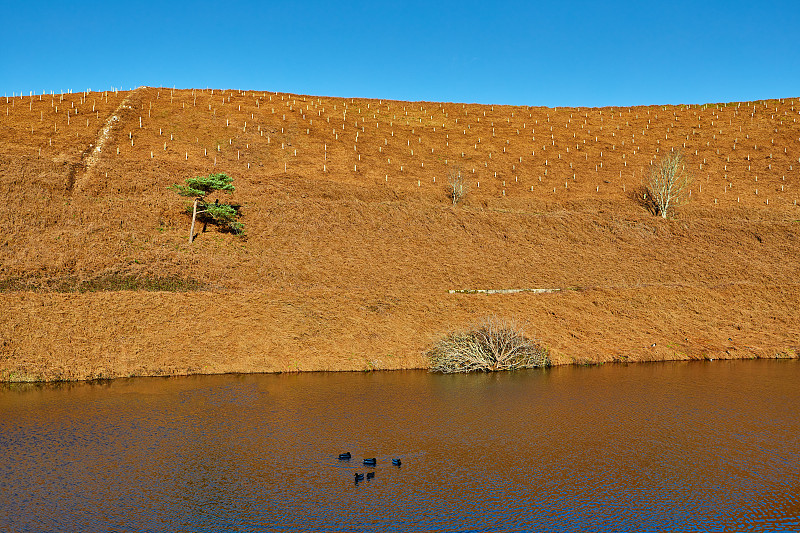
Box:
0 88 798 380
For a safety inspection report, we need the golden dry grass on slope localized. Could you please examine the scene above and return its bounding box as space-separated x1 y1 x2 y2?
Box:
0 87 798 380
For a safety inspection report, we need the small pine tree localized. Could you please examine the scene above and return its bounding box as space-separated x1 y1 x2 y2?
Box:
169 173 243 243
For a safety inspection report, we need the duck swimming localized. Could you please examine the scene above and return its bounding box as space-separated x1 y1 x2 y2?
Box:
338 452 351 460
354 473 364 482
392 458 402 466
366 472 375 480
363 458 377 466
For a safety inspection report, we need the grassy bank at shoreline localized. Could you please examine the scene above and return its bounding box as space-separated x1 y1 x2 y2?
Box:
2 89 799 382
2 284 797 383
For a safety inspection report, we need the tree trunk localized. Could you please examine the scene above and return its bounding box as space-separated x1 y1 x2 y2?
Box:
189 197 199 243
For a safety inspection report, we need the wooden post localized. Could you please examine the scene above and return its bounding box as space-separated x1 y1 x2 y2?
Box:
189 197 199 243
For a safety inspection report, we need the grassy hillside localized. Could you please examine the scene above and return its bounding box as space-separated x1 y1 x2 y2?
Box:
1 87 799 380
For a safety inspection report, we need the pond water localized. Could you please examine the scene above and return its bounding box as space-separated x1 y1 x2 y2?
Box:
1 360 799 532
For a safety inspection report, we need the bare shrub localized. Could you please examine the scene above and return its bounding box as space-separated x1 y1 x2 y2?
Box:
643 150 692 218
427 316 550 373
446 166 468 205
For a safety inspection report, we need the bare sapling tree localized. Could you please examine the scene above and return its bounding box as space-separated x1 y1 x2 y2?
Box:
447 166 468 205
644 150 693 218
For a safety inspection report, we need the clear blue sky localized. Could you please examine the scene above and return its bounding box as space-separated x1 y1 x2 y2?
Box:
2 0 798 107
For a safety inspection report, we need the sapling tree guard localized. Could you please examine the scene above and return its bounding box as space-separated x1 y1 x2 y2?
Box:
169 173 243 243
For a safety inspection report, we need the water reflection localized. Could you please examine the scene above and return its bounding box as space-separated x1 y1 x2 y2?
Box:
1 360 798 532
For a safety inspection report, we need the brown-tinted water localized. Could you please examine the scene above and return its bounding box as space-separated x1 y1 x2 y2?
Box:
1 360 798 532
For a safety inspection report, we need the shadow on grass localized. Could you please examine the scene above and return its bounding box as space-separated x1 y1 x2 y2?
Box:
0 275 205 293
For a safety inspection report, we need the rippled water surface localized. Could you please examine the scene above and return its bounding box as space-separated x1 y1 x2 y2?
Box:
1 360 799 532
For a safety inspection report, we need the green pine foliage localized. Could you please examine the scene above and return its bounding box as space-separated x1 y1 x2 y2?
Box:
169 173 235 197
196 201 244 234
204 202 238 224
170 173 244 236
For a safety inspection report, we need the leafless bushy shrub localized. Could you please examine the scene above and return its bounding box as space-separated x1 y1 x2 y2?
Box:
644 149 692 218
427 316 550 373
447 166 468 205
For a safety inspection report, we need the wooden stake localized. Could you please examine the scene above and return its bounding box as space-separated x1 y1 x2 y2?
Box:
189 198 199 243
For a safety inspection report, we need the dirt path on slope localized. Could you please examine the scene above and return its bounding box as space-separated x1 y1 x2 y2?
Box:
71 87 144 191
